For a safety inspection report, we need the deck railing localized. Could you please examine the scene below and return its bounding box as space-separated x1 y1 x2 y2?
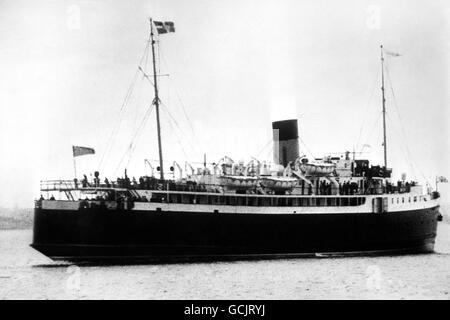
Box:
40 180 77 191
40 178 417 197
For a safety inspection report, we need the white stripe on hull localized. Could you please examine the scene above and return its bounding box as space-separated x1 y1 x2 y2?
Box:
41 193 439 215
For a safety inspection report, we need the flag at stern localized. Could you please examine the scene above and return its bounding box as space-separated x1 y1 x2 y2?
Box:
72 146 95 157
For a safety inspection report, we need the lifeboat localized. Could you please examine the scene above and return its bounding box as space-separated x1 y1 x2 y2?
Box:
219 175 259 190
298 162 336 176
260 176 298 191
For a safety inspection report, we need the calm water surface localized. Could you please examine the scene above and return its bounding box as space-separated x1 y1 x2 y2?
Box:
1 224 449 299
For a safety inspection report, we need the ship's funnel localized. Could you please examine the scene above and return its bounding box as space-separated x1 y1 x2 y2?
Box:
272 119 299 167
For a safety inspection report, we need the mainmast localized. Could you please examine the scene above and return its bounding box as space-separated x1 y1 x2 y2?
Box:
380 45 387 173
150 18 165 180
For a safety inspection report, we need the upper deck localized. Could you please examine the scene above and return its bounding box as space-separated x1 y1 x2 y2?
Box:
39 176 421 197
37 177 439 215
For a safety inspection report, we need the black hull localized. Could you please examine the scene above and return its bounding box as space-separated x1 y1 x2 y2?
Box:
31 207 440 263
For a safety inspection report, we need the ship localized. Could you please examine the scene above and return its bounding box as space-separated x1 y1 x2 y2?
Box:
31 20 443 263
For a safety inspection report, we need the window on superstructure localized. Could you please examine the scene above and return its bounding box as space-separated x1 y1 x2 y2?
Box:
199 195 208 204
211 196 219 205
249 197 258 206
181 194 189 204
257 197 263 206
402 197 404 203
317 198 325 207
150 193 164 203
270 197 276 206
414 196 417 202
173 194 181 203
341 197 349 206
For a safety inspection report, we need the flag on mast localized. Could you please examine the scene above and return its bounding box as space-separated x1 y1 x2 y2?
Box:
153 21 175 34
384 49 401 57
437 176 448 183
73 146 95 157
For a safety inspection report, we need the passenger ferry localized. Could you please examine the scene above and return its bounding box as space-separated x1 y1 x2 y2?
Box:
31 20 442 263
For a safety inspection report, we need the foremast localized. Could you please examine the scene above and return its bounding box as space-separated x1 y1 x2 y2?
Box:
150 18 165 180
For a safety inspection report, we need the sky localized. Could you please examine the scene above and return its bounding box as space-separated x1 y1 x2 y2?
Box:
0 0 449 208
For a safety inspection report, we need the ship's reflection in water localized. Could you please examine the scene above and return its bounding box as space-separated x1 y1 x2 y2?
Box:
1 223 449 300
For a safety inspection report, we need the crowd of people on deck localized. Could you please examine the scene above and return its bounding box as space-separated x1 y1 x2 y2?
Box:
339 181 360 195
71 172 210 193
299 180 360 196
38 169 421 203
300 179 417 196
71 171 418 195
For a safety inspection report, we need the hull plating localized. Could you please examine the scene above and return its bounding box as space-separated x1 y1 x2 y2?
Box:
31 206 440 263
